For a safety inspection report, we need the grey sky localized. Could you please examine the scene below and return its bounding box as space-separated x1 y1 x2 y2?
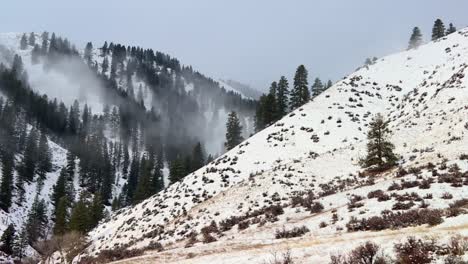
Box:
1 0 468 91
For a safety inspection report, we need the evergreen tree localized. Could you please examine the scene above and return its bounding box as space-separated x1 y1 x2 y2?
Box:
52 169 69 215
408 27 423 50
28 32 36 46
31 44 41 64
431 19 446 41
290 65 310 109
53 196 69 235
69 193 90 233
36 131 52 180
311 77 325 97
66 151 76 181
84 42 93 65
125 156 140 201
134 156 152 203
89 193 104 228
151 150 164 193
13 228 28 260
446 23 457 35
40 31 49 55
0 153 14 212
224 111 243 150
19 129 38 182
361 114 398 170
101 57 109 75
0 224 15 255
276 76 289 117
25 196 48 244
325 80 333 89
191 142 205 172
20 34 28 50
169 157 186 184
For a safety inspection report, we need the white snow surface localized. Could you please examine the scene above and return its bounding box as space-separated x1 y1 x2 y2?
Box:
73 30 468 263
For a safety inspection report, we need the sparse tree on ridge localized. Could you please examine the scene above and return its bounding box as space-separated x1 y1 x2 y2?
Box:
20 34 28 50
28 32 36 46
446 23 457 35
408 27 423 50
225 111 243 151
431 19 446 41
360 114 398 171
290 65 310 109
276 76 289 117
311 77 325 97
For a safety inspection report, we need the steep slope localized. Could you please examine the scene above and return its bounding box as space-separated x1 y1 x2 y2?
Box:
78 29 468 263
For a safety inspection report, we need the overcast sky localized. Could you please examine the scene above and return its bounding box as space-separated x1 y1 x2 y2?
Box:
1 0 468 91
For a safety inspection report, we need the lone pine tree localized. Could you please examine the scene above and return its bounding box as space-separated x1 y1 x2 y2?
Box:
408 27 423 50
225 111 243 150
361 114 398 171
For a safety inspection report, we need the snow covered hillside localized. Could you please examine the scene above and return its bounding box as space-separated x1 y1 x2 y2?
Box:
75 28 468 263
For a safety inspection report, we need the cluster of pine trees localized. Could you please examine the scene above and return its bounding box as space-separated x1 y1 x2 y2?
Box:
255 65 332 131
408 19 457 50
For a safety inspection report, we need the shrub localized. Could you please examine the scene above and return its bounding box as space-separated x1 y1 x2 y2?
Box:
238 220 250 230
394 237 436 264
275 226 309 239
309 202 324 213
329 241 389 264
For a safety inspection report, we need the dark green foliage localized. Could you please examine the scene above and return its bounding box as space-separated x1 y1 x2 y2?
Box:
37 131 52 180
20 34 28 50
84 42 93 65
361 114 398 171
408 27 423 50
69 193 91 233
191 142 205 172
276 76 289 117
0 224 16 255
19 129 38 182
432 19 446 41
25 196 48 244
446 23 457 35
225 111 243 150
53 196 69 235
0 153 14 212
28 32 35 46
311 77 325 97
169 157 186 184
290 65 310 109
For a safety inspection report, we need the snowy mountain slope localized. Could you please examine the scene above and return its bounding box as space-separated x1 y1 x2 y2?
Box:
76 29 468 262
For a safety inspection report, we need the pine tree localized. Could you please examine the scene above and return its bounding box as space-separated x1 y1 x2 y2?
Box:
191 142 205 172
311 78 325 97
446 23 457 35
19 129 38 182
20 34 28 50
31 44 41 64
53 196 69 235
431 19 446 41
224 111 243 150
89 193 104 228
52 168 69 214
36 131 52 180
169 157 186 184
276 76 289 117
326 80 333 90
361 114 398 171
25 196 48 244
13 228 28 260
69 193 90 233
40 31 49 55
84 42 93 65
408 27 423 50
101 57 109 75
0 224 16 255
133 156 152 203
0 153 14 212
290 65 310 109
151 150 164 193
66 150 76 181
28 32 36 46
